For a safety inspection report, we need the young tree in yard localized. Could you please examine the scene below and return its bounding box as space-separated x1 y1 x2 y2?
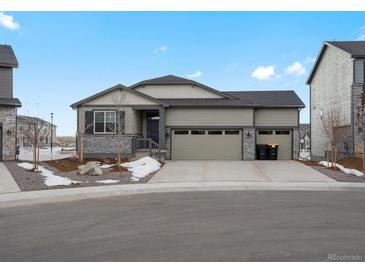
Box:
112 89 127 170
78 121 93 163
23 120 49 171
355 84 365 172
321 103 343 170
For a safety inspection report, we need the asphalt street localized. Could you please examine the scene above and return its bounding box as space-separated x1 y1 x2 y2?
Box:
1 190 365 261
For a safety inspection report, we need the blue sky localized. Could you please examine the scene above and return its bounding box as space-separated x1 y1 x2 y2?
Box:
1 12 365 136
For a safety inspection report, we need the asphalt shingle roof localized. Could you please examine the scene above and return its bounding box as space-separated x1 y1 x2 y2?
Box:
18 115 56 126
160 90 305 108
0 45 18 68
326 41 365 57
0 98 21 107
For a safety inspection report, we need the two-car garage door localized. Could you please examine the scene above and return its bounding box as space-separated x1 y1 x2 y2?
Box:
171 129 242 160
171 128 293 160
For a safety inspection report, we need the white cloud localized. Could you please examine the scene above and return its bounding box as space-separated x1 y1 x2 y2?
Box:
187 70 202 78
251 66 275 80
285 62 306 76
356 26 365 41
153 45 167 54
304 56 316 64
0 12 20 30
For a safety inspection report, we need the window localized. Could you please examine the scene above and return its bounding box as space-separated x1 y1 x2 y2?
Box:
275 130 290 135
191 130 205 135
208 130 222 135
94 111 116 134
258 130 273 135
174 130 189 135
225 130 240 135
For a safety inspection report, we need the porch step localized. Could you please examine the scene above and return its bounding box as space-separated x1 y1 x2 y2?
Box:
135 150 151 160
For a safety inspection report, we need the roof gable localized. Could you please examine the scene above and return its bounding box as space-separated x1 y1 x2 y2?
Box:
130 75 235 99
70 84 168 108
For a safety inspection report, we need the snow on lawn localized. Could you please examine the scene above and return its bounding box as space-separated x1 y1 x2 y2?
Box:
319 161 364 177
17 162 81 186
121 157 161 181
96 179 120 184
99 164 114 169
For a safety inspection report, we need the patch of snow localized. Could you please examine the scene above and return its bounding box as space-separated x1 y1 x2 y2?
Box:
121 157 161 181
99 164 114 169
95 179 120 184
319 161 364 177
17 162 81 186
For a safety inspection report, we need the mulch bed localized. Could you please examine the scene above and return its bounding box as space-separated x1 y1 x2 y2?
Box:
5 158 154 192
298 159 365 183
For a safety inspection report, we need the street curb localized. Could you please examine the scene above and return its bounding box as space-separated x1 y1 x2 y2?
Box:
1 181 365 208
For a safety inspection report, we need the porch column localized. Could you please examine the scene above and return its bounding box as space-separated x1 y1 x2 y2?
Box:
159 107 166 149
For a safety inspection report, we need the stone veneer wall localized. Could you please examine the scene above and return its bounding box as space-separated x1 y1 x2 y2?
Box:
0 107 17 160
292 128 300 160
353 84 365 154
243 128 255 160
79 134 134 158
165 128 171 160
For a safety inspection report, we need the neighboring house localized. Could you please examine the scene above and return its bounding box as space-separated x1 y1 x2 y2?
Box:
71 75 304 160
299 123 310 151
307 41 365 160
0 45 21 161
17 115 57 148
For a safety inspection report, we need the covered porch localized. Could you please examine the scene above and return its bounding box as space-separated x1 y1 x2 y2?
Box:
131 106 166 159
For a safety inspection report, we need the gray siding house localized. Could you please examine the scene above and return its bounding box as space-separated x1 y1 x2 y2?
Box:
0 45 21 161
307 41 365 160
17 115 57 148
71 75 304 160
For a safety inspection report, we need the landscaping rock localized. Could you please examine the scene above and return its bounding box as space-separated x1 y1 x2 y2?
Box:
78 161 103 176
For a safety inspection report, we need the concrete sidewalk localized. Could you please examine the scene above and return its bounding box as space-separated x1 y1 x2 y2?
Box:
1 180 365 208
0 163 20 194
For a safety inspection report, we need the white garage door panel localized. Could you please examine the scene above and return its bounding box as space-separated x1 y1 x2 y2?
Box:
172 129 242 160
256 130 292 160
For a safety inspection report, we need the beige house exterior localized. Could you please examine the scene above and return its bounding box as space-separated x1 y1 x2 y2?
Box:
71 75 304 160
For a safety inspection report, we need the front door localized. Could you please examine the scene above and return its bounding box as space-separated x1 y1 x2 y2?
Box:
147 114 159 143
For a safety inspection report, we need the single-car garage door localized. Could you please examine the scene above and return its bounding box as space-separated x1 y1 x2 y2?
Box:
171 129 242 160
256 129 292 160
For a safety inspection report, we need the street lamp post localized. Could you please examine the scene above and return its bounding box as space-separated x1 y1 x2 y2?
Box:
50 113 54 155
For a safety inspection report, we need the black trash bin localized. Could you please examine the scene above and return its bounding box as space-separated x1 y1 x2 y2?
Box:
268 144 279 160
256 144 268 160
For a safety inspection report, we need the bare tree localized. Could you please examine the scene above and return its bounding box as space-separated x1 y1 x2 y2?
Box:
78 122 93 163
321 103 343 170
355 84 365 172
112 89 127 170
23 120 49 171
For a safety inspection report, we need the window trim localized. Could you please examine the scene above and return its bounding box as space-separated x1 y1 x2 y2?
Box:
93 110 116 134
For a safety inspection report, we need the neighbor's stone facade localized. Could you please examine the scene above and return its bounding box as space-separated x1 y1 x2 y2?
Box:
292 128 300 160
243 128 255 160
353 84 364 154
0 107 17 160
79 134 134 158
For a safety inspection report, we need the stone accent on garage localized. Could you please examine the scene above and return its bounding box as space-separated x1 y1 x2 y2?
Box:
165 127 171 160
243 128 255 160
0 107 17 160
292 128 300 160
78 134 134 158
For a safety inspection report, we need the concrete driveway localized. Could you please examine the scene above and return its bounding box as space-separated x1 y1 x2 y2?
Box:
150 160 335 183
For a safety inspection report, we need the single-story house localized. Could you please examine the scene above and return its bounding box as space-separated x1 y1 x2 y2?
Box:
71 75 305 160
